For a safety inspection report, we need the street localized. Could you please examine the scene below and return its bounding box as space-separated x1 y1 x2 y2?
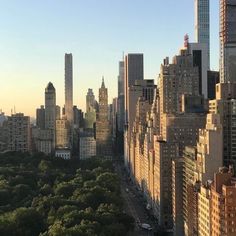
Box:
115 162 156 236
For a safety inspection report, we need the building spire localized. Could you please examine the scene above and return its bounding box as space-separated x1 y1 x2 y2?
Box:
101 76 105 88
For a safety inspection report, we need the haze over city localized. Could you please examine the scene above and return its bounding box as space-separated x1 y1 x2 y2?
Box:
0 0 219 117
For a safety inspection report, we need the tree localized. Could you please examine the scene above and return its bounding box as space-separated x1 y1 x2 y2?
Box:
96 172 120 193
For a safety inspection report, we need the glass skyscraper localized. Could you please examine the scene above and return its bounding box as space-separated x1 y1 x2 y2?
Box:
194 0 210 68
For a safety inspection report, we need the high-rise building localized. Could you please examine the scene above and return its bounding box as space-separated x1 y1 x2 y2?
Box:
73 106 82 128
153 138 179 229
117 60 125 130
209 83 236 171
180 146 199 236
196 113 223 183
188 41 208 97
36 105 45 129
56 105 61 120
118 61 125 97
172 158 184 236
0 112 8 151
112 97 118 139
220 0 236 83
194 0 210 67
79 131 96 160
124 53 144 124
211 167 236 236
56 117 70 148
86 88 95 113
96 78 112 157
125 79 156 167
65 53 73 123
33 129 54 155
7 113 31 152
44 82 56 152
198 184 211 236
159 49 199 115
207 70 219 100
45 82 56 130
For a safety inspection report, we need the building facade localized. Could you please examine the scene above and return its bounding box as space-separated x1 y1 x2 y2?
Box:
220 0 236 83
7 113 31 152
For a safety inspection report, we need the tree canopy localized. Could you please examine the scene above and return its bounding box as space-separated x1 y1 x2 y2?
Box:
0 152 134 236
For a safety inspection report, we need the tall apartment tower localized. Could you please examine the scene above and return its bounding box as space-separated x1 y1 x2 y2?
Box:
65 53 73 123
194 0 210 68
45 82 56 130
96 78 112 157
7 113 31 152
159 49 200 115
220 0 236 83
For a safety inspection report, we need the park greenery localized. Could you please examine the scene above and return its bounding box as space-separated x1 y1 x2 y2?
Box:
0 152 134 236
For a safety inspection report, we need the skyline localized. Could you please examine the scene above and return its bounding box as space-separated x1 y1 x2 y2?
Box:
0 0 219 117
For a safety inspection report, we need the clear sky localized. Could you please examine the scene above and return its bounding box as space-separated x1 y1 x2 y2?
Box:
0 0 219 117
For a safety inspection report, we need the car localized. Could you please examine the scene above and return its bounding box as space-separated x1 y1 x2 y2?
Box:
141 223 152 231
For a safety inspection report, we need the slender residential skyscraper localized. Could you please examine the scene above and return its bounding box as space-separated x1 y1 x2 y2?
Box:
194 0 210 68
65 53 73 124
220 0 236 83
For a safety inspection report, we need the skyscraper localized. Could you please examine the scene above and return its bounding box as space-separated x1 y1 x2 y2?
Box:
220 0 236 83
45 82 56 130
124 53 144 166
65 53 73 123
194 0 210 67
86 88 95 113
124 53 144 123
96 78 112 157
45 82 56 152
36 105 45 129
117 61 125 133
118 61 124 97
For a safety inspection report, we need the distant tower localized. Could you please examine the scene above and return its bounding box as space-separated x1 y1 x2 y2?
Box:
117 61 125 133
194 0 210 68
98 78 108 121
36 105 45 129
86 88 95 113
219 0 236 83
96 77 112 157
65 53 73 124
45 82 56 130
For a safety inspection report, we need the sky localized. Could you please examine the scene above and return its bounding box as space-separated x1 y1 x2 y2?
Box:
0 0 219 117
